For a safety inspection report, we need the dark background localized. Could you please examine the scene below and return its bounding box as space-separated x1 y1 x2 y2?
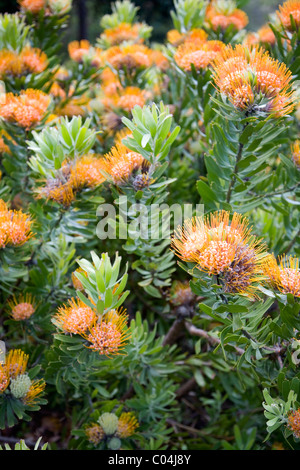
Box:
0 0 282 44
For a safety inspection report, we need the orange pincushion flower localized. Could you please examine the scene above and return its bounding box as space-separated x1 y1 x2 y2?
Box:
212 44 295 117
0 50 22 77
71 267 87 291
71 155 106 188
0 199 34 248
117 412 139 438
277 0 300 31
257 25 276 45
83 308 130 356
102 22 143 46
117 87 147 112
0 366 9 393
167 29 185 46
53 297 97 335
38 177 75 207
68 40 91 62
174 40 225 72
169 280 196 306
287 408 300 438
85 424 105 445
18 0 46 14
103 142 144 185
22 378 45 406
8 293 37 321
265 255 300 297
0 89 51 129
5 349 28 379
172 211 268 297
291 140 300 169
206 2 248 31
104 44 152 70
185 29 208 45
0 47 47 78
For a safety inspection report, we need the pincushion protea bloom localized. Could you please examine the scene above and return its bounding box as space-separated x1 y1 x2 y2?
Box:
5 349 28 379
174 40 225 72
291 140 300 169
287 408 300 438
205 0 248 31
277 0 300 31
116 412 139 438
82 308 131 356
101 22 144 46
167 29 185 46
0 89 51 129
212 44 295 117
85 423 105 445
0 199 34 248
104 44 152 70
172 211 268 297
38 177 75 207
169 280 196 306
53 297 97 335
71 267 87 291
117 87 147 112
68 40 92 62
8 293 37 321
23 379 46 406
264 255 300 297
18 0 46 14
71 155 106 189
103 142 144 186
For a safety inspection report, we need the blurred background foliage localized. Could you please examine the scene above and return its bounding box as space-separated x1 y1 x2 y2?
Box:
0 0 283 45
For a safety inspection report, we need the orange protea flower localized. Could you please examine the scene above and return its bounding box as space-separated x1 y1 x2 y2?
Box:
277 0 300 31
185 29 208 45
151 49 169 71
257 25 276 45
212 44 295 117
38 177 75 207
72 267 88 291
0 366 9 393
18 0 46 14
23 379 46 406
265 255 300 297
117 86 147 112
19 46 48 74
70 155 106 189
206 1 248 31
104 44 152 70
5 349 28 379
68 40 91 62
169 280 196 306
287 408 300 438
0 50 22 77
82 308 130 356
0 200 34 248
174 40 225 72
0 130 12 155
117 412 139 438
102 22 143 46
85 424 105 445
172 211 268 297
8 293 37 321
0 89 51 129
167 29 185 46
53 297 97 335
103 142 144 185
291 140 300 168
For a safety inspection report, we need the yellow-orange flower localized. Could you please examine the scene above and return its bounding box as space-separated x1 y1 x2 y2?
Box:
5 349 28 379
85 423 105 445
8 293 37 321
68 40 91 62
265 255 300 297
212 45 295 117
257 25 276 45
0 366 9 393
53 297 97 335
206 2 248 31
117 87 147 112
277 0 300 31
38 175 75 207
0 199 34 248
83 308 130 356
104 44 152 71
174 40 225 72
167 29 185 46
22 378 46 406
102 22 143 46
287 408 300 438
172 211 268 297
18 0 46 14
0 89 51 129
291 140 300 168
71 155 106 189
71 267 87 291
117 412 139 438
103 142 144 185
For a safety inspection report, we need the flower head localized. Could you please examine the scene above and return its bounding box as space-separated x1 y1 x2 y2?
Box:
0 199 34 248
82 308 130 356
212 44 295 117
71 155 106 189
277 0 300 31
5 349 28 379
101 22 144 46
18 0 46 14
98 412 119 435
117 87 147 112
174 40 225 72
169 280 196 306
8 293 37 321
85 423 105 445
53 297 96 335
206 0 248 31
287 408 300 438
265 255 300 297
68 40 92 62
0 366 9 393
103 142 144 186
117 412 138 438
